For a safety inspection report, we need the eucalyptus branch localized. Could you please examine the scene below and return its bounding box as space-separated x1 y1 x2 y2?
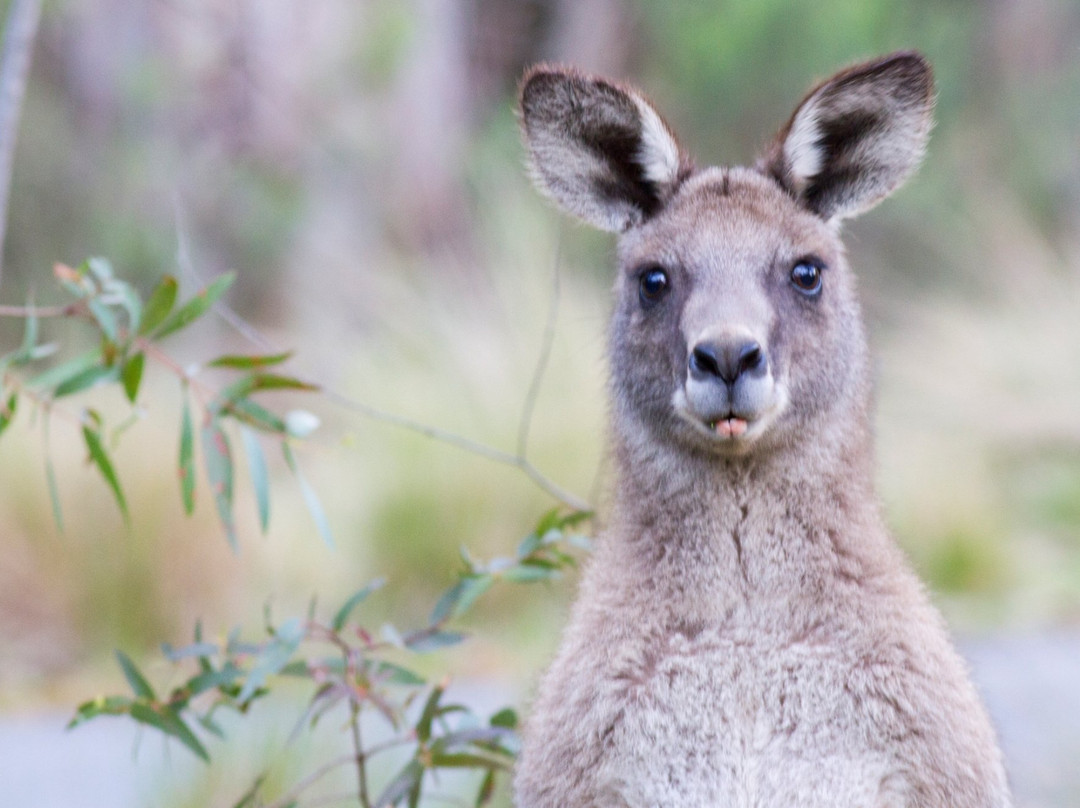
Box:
349 698 371 808
516 234 562 461
261 753 358 808
0 301 85 318
323 389 590 512
0 0 42 288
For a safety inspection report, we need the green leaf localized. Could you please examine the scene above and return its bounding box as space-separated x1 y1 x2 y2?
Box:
129 702 210 762
237 617 305 704
429 574 494 625
533 507 561 537
151 272 236 340
53 364 117 398
67 695 134 729
416 685 444 743
0 393 17 439
375 760 424 808
179 396 196 514
223 397 286 433
430 751 513 771
240 427 270 533
104 277 143 333
282 442 333 549
501 563 557 583
475 769 496 807
83 424 129 519
115 650 156 700
7 302 39 367
489 707 518 730
331 578 386 632
185 663 243 697
26 350 100 391
405 629 467 654
162 641 218 662
516 531 541 560
138 276 179 336
202 421 236 549
121 353 145 403
216 374 318 408
87 298 119 343
208 351 293 369
86 256 115 282
370 660 426 686
43 414 64 533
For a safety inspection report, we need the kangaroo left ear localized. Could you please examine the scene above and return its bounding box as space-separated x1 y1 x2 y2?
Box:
520 66 690 232
760 52 935 223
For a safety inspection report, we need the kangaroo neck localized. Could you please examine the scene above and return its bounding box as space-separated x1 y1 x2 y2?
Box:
603 412 888 616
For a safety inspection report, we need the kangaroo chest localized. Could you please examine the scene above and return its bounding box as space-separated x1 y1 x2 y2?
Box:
587 623 904 808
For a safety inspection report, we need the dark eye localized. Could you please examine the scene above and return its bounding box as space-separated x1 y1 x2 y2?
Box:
639 266 669 306
790 260 823 296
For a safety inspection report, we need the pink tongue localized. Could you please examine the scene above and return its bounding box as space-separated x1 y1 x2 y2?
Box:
715 418 748 438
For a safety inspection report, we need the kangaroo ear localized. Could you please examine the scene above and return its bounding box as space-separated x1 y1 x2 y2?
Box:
760 52 934 222
519 66 690 232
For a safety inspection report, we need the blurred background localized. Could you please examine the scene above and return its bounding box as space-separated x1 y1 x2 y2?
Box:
0 0 1078 805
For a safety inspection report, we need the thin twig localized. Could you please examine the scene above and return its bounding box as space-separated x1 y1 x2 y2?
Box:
323 389 590 512
171 207 591 512
0 301 83 318
262 754 358 808
301 792 363 808
0 0 42 289
516 232 562 461
349 699 371 808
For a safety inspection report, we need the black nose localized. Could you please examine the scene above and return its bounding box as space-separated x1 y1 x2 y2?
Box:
689 338 766 385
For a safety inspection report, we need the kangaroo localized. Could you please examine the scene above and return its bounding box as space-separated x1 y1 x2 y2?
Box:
514 53 1011 808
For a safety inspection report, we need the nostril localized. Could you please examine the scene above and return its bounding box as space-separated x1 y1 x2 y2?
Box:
690 345 722 379
689 338 767 384
737 342 764 377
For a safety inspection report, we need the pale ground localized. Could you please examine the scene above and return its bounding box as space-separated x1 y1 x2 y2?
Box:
2 631 1078 808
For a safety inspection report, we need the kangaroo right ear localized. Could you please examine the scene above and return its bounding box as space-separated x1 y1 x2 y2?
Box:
519 67 689 232
760 51 935 223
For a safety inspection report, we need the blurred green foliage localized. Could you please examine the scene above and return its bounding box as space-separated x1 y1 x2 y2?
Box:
0 12 1078 807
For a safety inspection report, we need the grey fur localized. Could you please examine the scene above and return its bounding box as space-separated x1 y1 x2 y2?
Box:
515 53 1012 807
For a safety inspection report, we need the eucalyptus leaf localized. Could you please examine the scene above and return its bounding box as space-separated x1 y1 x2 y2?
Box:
0 393 16 439
129 702 210 762
202 421 236 549
121 353 145 403
179 395 196 514
67 695 134 729
282 442 333 548
208 352 293 369
138 276 178 336
405 629 467 654
151 272 235 341
43 415 64 533
115 650 156 700
83 424 129 519
87 298 119 343
54 365 117 398
331 578 386 632
237 617 304 704
374 760 424 808
240 427 270 533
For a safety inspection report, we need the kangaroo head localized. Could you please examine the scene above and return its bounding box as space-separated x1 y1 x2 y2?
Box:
520 53 934 458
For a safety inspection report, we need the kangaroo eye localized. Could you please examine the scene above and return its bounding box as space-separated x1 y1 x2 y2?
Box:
790 260 823 296
639 266 670 306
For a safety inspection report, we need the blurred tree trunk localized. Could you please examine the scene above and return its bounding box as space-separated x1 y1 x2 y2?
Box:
0 0 42 289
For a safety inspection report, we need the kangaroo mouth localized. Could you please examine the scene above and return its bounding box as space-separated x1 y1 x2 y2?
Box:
707 416 749 439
